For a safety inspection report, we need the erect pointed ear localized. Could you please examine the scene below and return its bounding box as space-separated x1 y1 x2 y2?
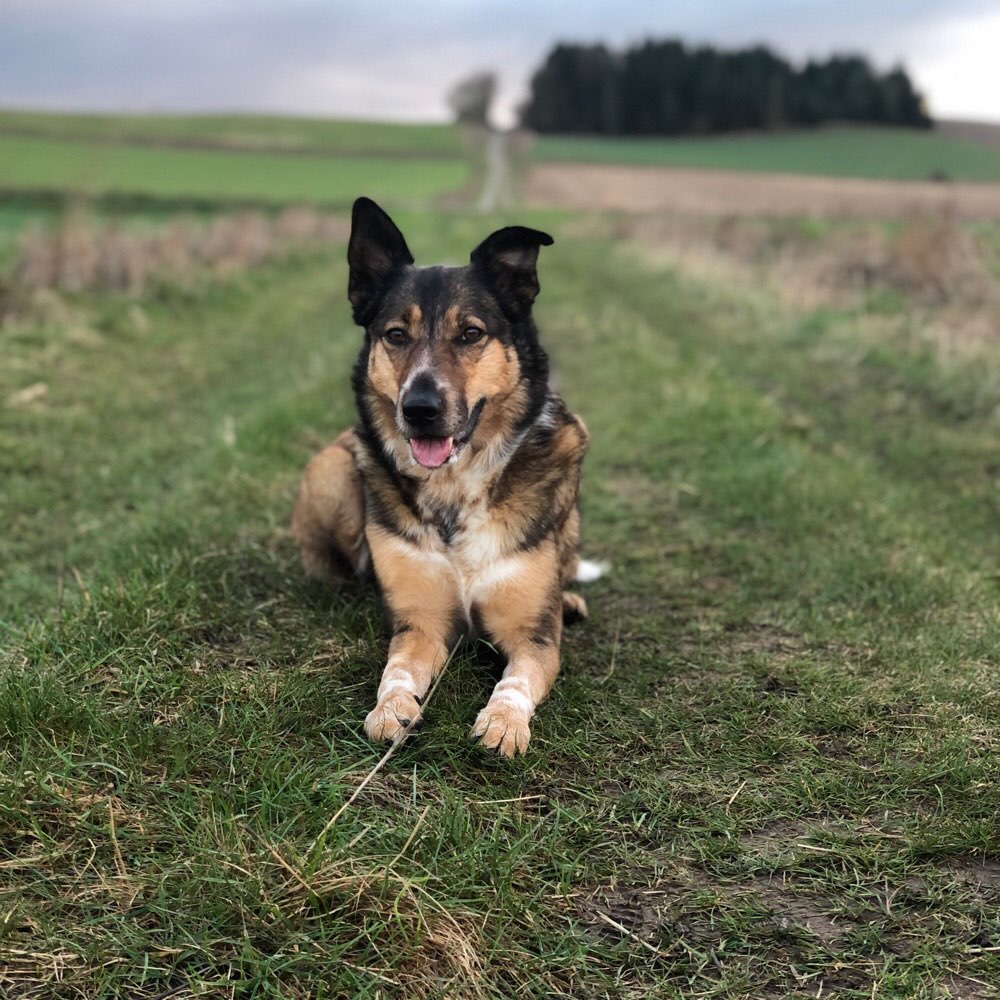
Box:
470 226 554 319
347 197 414 326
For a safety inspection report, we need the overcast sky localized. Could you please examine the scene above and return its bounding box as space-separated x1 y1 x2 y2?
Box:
2 1 998 124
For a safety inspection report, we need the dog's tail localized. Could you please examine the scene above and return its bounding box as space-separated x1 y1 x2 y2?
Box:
575 558 609 583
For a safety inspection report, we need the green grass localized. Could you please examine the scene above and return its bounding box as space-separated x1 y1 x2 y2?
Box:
0 133 469 208
1 215 998 997
0 109 465 158
534 126 1000 182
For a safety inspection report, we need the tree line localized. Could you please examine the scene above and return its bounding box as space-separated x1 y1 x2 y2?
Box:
520 40 931 135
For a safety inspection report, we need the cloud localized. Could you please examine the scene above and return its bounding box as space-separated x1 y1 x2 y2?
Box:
0 1 996 123
904 7 1000 119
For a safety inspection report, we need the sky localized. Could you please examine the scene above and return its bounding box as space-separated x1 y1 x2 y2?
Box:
1 0 998 125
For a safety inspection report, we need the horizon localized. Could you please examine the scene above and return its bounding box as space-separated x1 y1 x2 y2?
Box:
1 105 997 130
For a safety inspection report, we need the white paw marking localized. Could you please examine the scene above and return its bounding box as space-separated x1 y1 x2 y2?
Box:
364 692 421 744
471 704 532 757
491 677 535 715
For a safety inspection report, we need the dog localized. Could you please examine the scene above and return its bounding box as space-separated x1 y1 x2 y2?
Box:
292 197 596 756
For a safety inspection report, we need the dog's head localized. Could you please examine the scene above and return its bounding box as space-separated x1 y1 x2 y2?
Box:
348 197 553 471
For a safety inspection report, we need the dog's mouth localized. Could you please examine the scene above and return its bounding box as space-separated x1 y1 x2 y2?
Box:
408 398 485 470
410 435 453 469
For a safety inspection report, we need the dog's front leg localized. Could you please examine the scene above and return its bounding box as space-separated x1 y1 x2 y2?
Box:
471 546 563 757
364 528 462 744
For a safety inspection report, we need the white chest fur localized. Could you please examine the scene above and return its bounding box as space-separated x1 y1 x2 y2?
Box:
417 487 526 608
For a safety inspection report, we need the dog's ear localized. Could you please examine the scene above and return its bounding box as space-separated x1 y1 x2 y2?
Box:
347 197 414 325
470 226 554 320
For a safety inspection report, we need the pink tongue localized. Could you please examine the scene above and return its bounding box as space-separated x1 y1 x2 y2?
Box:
410 436 453 468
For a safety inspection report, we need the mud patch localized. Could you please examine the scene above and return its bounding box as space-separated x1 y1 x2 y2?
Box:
577 882 681 944
943 859 1000 902
569 868 872 976
667 621 814 668
938 972 998 999
739 817 855 859
725 622 806 660
565 853 1000 998
747 877 863 947
757 674 800 697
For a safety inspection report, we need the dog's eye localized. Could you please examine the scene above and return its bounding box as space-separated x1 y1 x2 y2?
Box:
456 327 486 346
383 328 410 346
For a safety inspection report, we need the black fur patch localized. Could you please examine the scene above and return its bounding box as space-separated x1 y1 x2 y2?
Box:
434 505 461 546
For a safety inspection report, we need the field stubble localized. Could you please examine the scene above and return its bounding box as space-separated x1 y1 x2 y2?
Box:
524 161 1000 221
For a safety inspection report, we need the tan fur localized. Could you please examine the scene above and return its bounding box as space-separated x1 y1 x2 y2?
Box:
469 542 563 755
363 526 460 742
367 339 402 406
291 430 367 580
462 339 521 412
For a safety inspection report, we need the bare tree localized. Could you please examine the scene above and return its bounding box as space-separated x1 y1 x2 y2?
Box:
447 72 496 128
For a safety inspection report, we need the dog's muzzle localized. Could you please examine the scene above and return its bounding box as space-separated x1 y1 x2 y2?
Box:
400 376 485 470
401 374 452 468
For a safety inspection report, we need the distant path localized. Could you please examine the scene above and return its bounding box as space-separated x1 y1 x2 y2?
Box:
524 162 1000 220
476 130 514 212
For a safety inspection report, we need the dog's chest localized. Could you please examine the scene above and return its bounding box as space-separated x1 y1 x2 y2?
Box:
415 477 516 602
419 482 499 559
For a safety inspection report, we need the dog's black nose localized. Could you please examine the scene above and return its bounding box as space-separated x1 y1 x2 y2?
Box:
402 377 443 427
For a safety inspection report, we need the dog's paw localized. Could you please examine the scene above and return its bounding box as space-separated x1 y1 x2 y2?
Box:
364 692 422 744
562 590 588 623
471 703 532 757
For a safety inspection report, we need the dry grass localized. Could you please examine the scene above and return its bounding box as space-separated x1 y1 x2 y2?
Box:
609 211 1000 355
0 275 27 323
262 851 488 1000
830 212 988 305
620 211 991 302
13 206 349 296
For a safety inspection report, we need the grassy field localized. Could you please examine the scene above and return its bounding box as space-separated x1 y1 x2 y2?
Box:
2 206 998 997
0 109 465 158
0 133 469 209
533 126 1000 182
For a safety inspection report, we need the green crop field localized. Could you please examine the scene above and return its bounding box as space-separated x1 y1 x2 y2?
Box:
533 125 1000 182
0 133 469 209
0 109 465 158
2 202 998 997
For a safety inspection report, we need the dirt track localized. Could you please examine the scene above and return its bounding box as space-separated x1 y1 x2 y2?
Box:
523 162 1000 220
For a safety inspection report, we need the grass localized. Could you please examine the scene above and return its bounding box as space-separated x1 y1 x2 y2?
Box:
0 109 465 158
533 125 1000 182
1 212 998 997
0 133 469 208
0 203 58 267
